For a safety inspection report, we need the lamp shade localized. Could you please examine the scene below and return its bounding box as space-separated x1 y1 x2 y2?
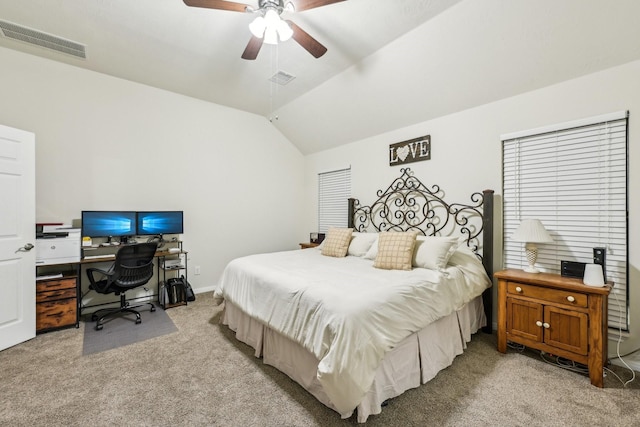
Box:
511 219 553 243
249 16 266 38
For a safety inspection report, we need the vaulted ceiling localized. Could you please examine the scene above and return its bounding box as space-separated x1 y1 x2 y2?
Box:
1 0 639 154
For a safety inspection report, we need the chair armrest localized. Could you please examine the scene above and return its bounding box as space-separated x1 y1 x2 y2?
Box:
86 267 113 293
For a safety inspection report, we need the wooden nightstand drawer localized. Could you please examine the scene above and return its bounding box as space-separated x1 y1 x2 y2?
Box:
507 281 588 308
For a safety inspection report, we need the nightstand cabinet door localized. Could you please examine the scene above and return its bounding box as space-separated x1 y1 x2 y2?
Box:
506 297 543 342
544 305 588 355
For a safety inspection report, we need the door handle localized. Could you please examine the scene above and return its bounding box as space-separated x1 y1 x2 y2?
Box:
16 243 35 253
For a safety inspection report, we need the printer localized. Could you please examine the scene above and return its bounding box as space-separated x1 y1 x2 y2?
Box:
36 224 81 265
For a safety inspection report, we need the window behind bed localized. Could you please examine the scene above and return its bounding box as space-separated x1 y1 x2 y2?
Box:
318 167 351 233
502 111 629 330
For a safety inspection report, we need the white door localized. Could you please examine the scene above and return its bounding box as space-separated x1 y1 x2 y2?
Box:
0 124 36 351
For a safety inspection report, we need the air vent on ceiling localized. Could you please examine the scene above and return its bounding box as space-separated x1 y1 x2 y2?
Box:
0 19 86 59
269 71 296 86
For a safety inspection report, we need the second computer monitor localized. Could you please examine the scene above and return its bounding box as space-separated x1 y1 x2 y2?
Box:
136 211 183 236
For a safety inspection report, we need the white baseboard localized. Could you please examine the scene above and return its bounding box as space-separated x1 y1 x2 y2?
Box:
195 285 216 294
611 349 640 371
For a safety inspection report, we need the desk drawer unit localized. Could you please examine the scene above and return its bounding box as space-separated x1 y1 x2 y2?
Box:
36 276 78 332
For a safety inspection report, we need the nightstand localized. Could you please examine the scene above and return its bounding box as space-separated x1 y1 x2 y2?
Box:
299 242 319 249
495 269 612 387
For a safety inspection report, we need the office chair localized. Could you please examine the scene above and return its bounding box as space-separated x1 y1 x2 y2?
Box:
86 242 158 331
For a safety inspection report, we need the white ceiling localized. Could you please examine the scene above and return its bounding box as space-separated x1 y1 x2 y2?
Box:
1 0 640 154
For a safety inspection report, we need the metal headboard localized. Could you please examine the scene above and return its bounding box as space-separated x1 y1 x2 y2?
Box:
347 167 494 331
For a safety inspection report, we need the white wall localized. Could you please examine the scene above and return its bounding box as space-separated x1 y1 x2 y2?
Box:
0 46 305 297
303 60 640 358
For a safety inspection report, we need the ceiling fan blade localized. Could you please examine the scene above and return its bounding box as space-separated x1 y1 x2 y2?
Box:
241 35 264 60
183 0 249 12
289 0 346 12
286 20 327 58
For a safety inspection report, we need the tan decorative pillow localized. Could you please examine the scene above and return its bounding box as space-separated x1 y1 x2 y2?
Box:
321 228 354 257
373 232 418 270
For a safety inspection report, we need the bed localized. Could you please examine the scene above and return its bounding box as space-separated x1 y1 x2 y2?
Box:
214 168 494 422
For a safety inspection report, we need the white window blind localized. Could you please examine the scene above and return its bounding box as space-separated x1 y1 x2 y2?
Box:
502 112 628 330
318 167 351 233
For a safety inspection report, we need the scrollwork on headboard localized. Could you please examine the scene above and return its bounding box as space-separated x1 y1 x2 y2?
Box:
348 167 494 274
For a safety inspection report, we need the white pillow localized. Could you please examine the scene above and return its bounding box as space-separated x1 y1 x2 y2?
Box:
412 236 460 270
363 234 380 260
347 232 378 257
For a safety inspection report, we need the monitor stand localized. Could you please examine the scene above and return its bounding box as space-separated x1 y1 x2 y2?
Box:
146 234 164 243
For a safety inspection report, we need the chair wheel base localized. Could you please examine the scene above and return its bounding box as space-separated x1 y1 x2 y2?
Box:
95 324 103 331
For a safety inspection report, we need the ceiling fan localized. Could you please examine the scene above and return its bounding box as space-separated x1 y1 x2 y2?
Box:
183 0 346 60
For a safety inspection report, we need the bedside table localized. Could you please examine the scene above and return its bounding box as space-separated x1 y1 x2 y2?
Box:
495 269 612 387
299 242 319 249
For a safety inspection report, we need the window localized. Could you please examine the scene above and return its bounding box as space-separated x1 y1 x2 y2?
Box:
318 167 351 233
502 111 628 330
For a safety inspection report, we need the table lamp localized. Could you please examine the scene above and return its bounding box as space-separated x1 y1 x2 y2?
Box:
511 219 553 273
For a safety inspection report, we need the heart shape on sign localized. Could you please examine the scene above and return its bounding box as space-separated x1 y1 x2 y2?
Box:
397 145 410 161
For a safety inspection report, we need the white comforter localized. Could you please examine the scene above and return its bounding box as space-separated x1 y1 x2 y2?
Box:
215 248 490 417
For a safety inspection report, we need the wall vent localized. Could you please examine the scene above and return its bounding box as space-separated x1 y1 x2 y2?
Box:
0 20 86 59
269 71 296 85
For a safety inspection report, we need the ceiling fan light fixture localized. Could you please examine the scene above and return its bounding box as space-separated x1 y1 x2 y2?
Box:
263 27 278 45
249 16 266 38
276 20 293 42
264 9 280 26
250 8 292 44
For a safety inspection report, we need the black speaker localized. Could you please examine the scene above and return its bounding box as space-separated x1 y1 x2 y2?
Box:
593 247 606 281
561 260 586 279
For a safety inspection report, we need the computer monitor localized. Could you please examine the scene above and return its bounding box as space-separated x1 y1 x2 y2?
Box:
81 211 137 238
136 211 183 236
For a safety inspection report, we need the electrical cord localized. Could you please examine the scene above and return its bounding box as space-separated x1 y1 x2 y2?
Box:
610 291 636 387
539 352 589 375
507 342 526 352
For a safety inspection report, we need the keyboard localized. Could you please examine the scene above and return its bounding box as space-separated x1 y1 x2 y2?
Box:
83 254 115 260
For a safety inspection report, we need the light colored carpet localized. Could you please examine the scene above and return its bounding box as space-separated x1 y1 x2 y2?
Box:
82 304 178 355
0 292 638 426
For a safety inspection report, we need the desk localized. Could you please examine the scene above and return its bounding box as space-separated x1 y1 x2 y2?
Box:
35 245 187 333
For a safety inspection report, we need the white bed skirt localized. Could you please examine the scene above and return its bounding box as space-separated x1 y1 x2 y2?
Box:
221 297 486 423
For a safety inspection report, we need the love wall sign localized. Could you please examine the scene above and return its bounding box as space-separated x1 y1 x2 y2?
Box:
389 135 431 166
